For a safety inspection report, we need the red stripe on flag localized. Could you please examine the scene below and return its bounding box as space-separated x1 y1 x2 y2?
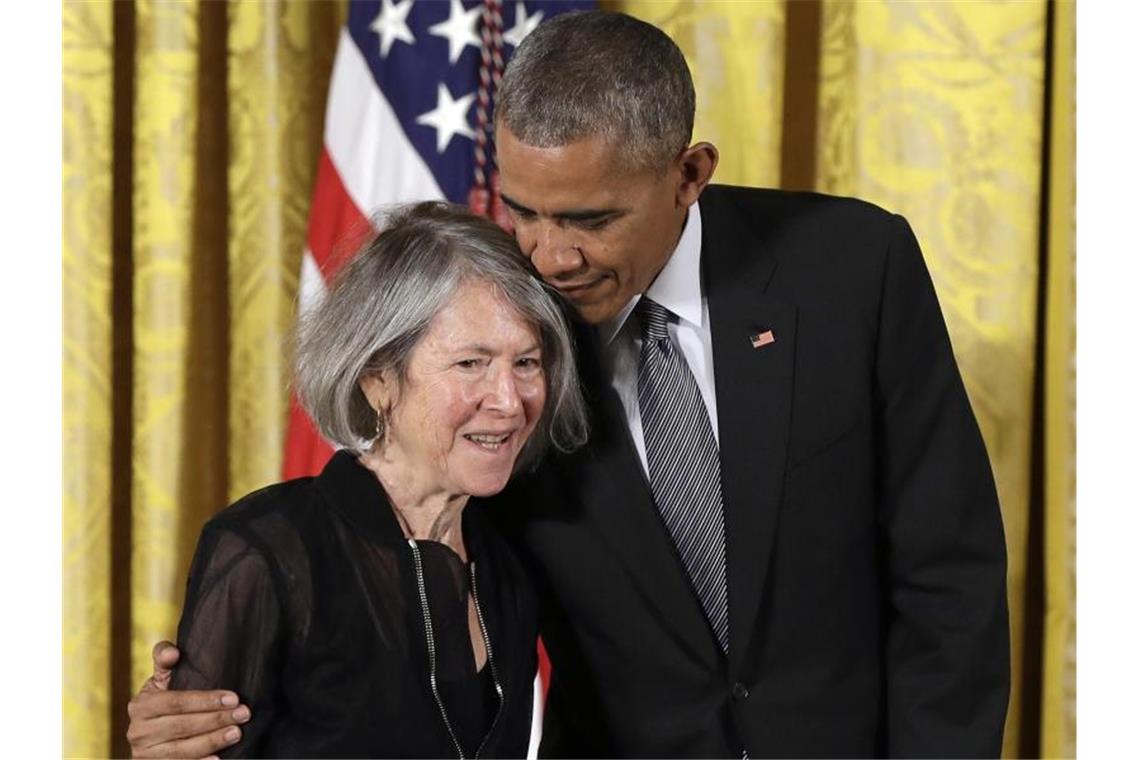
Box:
282 149 376 480
307 148 374 280
282 393 334 480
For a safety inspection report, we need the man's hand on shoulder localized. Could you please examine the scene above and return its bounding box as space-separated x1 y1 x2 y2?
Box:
126 641 251 759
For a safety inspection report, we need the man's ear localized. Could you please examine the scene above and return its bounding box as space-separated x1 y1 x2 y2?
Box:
675 142 719 208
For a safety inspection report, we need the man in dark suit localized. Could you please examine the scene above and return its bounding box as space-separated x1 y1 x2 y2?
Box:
487 13 1008 756
127 10 1008 758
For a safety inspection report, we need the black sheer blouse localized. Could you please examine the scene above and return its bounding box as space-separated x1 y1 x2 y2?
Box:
171 451 538 758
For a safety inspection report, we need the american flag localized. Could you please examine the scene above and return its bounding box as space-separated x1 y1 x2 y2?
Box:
281 1 590 752
283 0 589 480
749 329 775 349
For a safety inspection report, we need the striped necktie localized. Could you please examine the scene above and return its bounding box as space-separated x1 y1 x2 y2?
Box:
636 297 729 651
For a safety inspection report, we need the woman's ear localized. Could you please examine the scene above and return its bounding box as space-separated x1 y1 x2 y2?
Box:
359 371 396 446
358 371 394 415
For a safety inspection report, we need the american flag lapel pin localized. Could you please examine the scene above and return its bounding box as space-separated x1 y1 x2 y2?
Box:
749 329 776 349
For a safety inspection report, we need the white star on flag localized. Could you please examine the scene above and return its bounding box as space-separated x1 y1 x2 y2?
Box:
504 2 544 48
370 0 415 58
416 83 476 153
429 0 483 64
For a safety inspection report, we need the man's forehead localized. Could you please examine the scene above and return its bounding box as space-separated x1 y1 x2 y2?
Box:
499 126 622 171
496 127 667 226
499 186 621 217
499 173 619 214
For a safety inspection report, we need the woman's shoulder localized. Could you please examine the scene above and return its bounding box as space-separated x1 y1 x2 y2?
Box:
197 476 324 565
213 476 316 519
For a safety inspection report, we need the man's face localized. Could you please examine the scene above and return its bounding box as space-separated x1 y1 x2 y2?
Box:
496 125 688 325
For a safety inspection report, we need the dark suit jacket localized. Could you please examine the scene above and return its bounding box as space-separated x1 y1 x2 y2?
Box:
493 185 1010 758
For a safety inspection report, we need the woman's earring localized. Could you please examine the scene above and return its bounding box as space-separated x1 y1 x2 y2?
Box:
374 408 384 442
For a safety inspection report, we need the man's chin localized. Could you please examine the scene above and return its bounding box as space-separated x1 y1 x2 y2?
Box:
570 298 623 326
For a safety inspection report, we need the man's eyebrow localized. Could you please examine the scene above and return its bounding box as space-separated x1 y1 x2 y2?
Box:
500 193 626 222
557 208 625 222
500 193 535 215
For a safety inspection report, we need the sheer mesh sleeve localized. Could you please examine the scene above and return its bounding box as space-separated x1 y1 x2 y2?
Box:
172 523 286 757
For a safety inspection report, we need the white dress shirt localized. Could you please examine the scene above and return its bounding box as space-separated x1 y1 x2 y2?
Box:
598 202 719 478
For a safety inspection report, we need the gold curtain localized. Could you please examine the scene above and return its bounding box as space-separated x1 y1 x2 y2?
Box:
63 1 342 756
64 1 1074 756
619 0 787 189
1041 2 1076 756
63 2 115 755
622 1 1076 756
815 2 1046 755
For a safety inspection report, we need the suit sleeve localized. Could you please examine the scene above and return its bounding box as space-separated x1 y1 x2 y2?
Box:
172 524 286 757
873 214 1010 757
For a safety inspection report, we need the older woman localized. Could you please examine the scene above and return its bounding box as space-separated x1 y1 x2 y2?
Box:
140 202 586 758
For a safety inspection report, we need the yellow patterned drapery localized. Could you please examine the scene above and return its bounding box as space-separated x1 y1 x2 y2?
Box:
226 1 342 500
63 2 115 756
815 2 1047 755
129 0 225 697
620 0 786 189
64 1 1074 756
63 1 341 755
1041 1 1076 756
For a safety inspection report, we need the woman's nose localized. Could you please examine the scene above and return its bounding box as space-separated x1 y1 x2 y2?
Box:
483 367 523 415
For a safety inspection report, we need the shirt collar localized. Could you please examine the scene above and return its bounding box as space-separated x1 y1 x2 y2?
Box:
599 200 704 345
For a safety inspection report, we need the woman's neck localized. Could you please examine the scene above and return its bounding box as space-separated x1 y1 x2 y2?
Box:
357 448 470 560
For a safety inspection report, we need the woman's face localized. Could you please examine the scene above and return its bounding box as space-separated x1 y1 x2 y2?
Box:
368 279 547 499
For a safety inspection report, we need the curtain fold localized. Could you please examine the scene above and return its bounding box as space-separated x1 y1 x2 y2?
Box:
619 0 786 188
225 0 342 501
62 1 1075 756
1041 1 1076 756
815 2 1049 754
63 2 114 756
63 3 340 756
129 0 227 692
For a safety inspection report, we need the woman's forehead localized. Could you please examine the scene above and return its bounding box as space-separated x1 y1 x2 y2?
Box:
420 280 540 348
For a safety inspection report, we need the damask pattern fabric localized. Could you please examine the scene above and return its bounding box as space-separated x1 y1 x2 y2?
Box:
1040 4 1076 756
63 2 343 754
622 0 786 190
63 2 114 755
62 1 1075 756
815 4 1054 754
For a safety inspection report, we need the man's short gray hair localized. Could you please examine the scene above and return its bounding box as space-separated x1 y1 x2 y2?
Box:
495 10 695 172
295 201 588 471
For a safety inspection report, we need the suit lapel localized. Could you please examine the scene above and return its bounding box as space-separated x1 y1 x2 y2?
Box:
702 191 797 673
567 323 721 663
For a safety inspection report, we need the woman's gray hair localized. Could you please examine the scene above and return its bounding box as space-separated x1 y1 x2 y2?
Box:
295 201 588 471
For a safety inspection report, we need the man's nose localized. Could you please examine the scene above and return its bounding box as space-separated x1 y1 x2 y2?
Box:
527 222 586 279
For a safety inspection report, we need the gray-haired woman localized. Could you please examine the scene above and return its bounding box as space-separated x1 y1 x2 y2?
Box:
128 202 587 758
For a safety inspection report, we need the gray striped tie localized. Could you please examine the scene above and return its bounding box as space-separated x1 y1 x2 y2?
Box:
636 297 729 651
